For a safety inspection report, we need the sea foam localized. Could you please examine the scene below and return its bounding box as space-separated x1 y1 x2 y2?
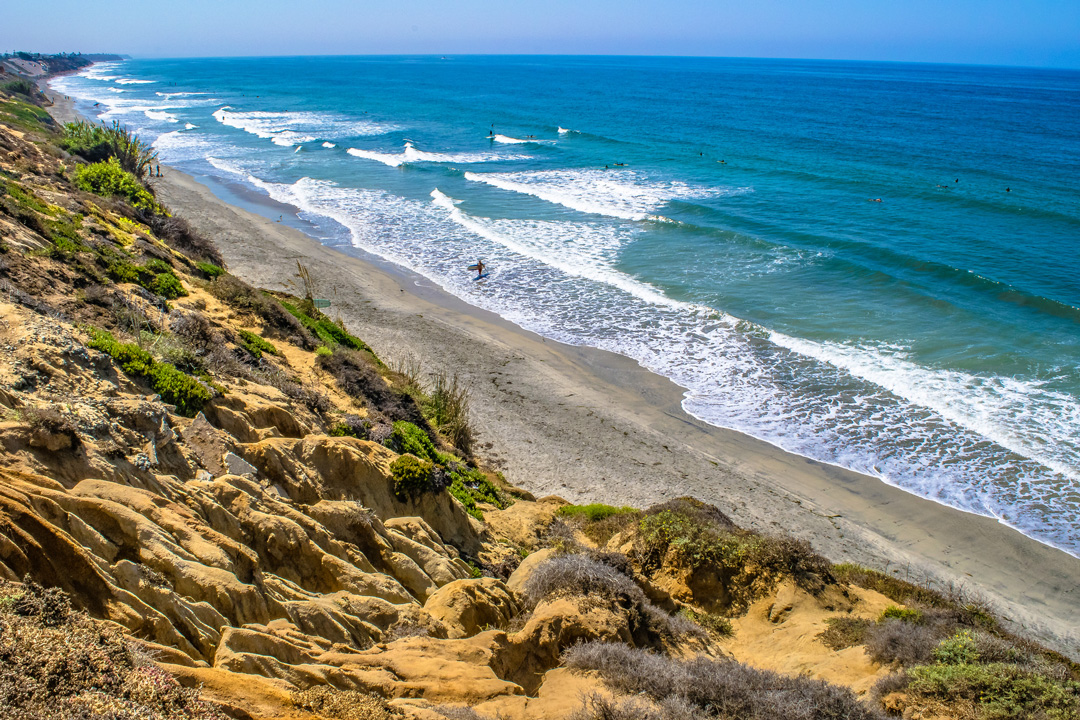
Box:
346 142 529 167
213 107 395 147
464 169 742 221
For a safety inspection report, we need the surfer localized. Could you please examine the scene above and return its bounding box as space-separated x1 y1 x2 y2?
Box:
472 259 486 280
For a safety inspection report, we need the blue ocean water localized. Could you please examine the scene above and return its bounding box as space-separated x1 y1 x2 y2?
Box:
52 56 1080 555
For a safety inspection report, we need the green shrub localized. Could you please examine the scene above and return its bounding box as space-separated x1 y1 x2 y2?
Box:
87 329 210 417
907 662 1080 720
933 630 980 665
194 261 225 278
62 119 157 179
390 454 435 502
386 420 441 463
315 345 333 357
634 502 834 611
98 248 186 298
74 158 159 211
448 478 483 521
237 329 279 359
558 504 638 522
880 605 925 625
146 362 212 416
152 271 187 299
280 299 373 353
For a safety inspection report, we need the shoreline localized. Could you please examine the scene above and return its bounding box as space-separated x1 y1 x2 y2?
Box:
45 86 1080 657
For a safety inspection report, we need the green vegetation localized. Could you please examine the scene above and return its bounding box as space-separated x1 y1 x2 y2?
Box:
87 328 210 416
907 663 1080 720
832 563 959 612
386 420 440 461
75 158 160 212
389 454 435 502
99 249 187 299
195 260 225 278
0 95 54 132
426 370 473 455
1 78 38 98
880 605 925 624
383 420 507 519
62 119 158 179
631 498 834 613
932 630 980 665
280 298 373 353
556 503 641 545
237 329 279 359
558 504 639 522
4 180 54 215
315 345 333 357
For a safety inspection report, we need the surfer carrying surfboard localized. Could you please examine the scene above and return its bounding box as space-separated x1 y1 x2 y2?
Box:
469 259 486 280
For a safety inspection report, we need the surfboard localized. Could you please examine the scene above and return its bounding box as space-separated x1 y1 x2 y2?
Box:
467 264 481 271
474 273 490 281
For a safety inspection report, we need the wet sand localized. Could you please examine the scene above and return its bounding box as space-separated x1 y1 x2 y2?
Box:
47 89 1080 657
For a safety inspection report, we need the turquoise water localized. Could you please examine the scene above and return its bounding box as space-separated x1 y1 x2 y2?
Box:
52 56 1080 554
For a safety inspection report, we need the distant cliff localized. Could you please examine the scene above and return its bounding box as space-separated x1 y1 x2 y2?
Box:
1 51 127 79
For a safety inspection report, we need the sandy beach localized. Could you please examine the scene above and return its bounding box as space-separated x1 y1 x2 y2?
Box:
46 89 1080 658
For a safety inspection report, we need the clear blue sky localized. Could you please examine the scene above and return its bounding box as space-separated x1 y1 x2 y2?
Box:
6 0 1080 68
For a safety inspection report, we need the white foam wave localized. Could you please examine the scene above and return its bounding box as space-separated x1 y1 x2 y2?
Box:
766 332 1080 484
430 189 676 308
115 78 156 85
346 141 529 167
107 88 128 93
144 109 178 123
80 62 122 82
465 169 741 221
185 123 198 130
322 142 336 148
156 91 208 98
491 134 552 145
213 106 395 147
557 127 573 134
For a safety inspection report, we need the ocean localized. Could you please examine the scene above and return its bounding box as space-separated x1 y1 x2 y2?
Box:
51 55 1080 556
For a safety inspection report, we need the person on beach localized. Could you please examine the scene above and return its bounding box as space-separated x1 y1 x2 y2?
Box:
474 259 486 279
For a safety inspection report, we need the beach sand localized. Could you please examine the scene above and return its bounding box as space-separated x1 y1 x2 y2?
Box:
46 90 1080 657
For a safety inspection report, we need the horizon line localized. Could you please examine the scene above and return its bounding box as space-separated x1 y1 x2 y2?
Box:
20 50 1080 73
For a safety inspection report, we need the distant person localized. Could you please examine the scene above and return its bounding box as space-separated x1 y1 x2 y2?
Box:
1006 187 1011 192
955 178 959 183
473 259 486 279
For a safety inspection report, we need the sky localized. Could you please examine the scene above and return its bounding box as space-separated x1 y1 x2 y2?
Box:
4 0 1080 69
